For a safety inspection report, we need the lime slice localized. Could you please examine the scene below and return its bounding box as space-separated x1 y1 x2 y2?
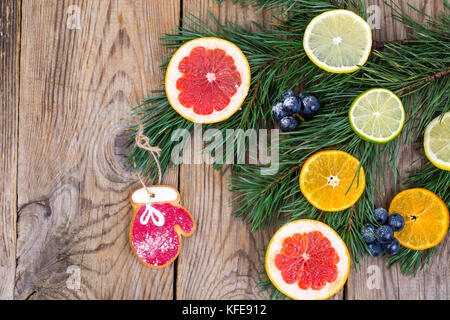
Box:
349 88 405 143
424 112 450 171
303 9 372 73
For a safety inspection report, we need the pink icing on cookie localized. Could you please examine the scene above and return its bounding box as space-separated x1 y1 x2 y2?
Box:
131 203 194 267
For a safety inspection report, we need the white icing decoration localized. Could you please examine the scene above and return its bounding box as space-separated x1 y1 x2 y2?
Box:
140 204 165 227
132 186 179 204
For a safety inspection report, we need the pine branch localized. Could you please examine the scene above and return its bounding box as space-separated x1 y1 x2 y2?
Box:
217 0 366 14
128 0 449 299
227 0 448 297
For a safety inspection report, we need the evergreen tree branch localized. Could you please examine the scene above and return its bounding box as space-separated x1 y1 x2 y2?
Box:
127 0 449 299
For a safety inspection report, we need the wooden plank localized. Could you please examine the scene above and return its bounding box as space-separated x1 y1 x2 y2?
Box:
370 0 447 43
0 0 21 300
346 0 448 300
15 0 180 299
175 0 275 300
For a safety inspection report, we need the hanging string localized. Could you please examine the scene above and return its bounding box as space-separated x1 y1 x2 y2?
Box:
134 125 162 198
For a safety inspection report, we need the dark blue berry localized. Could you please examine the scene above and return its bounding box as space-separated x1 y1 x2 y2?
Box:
360 223 376 244
297 93 307 102
385 238 401 255
388 213 405 231
367 241 383 257
380 241 389 253
280 90 296 101
375 225 394 243
373 207 388 225
272 102 289 121
280 116 299 132
283 96 301 115
297 94 319 119
301 94 320 114
301 107 315 120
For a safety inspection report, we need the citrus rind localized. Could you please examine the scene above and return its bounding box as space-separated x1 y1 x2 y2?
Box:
165 37 251 124
303 10 372 73
265 219 350 300
349 88 405 144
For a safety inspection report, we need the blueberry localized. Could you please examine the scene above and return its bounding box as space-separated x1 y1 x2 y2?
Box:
380 241 389 253
367 241 383 257
388 213 405 231
280 90 296 101
373 207 388 225
272 102 289 121
360 223 376 244
375 225 394 243
385 238 401 255
301 95 320 114
280 116 299 132
297 93 307 102
283 96 301 115
301 107 315 120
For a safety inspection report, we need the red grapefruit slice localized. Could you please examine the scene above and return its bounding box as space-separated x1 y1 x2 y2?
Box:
165 37 251 123
266 220 350 300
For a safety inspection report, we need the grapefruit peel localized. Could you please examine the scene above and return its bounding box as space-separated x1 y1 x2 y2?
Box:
266 220 350 300
165 37 251 124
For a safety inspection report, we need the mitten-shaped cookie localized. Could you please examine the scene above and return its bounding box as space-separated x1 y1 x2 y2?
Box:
129 185 195 268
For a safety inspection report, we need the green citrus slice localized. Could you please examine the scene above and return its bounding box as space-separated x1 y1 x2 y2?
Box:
424 112 450 171
349 88 405 143
303 9 372 73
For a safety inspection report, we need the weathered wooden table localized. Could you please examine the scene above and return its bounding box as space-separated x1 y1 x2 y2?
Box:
0 0 448 300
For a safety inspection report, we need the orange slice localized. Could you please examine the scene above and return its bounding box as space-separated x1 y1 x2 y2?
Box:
265 219 350 300
389 188 449 250
165 37 251 124
299 150 365 212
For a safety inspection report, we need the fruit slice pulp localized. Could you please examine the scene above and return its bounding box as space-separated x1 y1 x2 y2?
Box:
275 231 340 290
300 150 365 212
350 89 405 143
176 46 241 115
389 188 449 250
424 112 450 170
166 37 251 124
303 10 372 73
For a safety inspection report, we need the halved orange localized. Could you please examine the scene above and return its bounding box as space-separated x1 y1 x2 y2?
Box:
165 37 251 124
389 188 449 250
265 219 350 300
299 150 365 212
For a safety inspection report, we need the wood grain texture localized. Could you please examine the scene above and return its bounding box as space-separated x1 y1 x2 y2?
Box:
369 0 447 43
345 0 449 300
16 0 179 299
175 0 275 300
0 0 21 300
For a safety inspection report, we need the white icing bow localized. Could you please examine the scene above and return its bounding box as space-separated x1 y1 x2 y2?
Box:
140 204 165 227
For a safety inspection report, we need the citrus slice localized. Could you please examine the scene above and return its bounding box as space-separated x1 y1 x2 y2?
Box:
424 112 450 171
266 219 350 300
389 188 449 250
349 88 405 143
165 37 251 124
299 150 365 212
303 9 372 73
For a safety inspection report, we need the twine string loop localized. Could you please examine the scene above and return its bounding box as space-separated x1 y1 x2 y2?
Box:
134 125 162 199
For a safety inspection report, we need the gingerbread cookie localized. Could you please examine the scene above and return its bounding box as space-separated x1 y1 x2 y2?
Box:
129 185 195 268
